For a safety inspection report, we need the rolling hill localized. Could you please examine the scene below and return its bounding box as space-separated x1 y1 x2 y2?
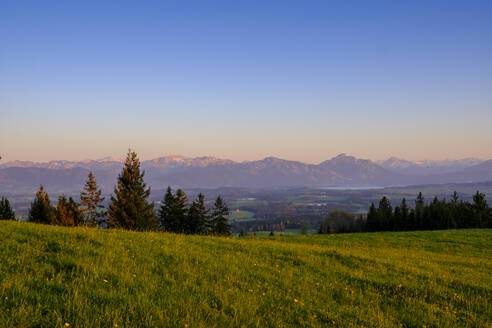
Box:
0 221 490 327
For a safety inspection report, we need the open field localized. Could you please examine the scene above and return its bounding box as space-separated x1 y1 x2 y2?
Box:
227 210 256 221
0 221 490 327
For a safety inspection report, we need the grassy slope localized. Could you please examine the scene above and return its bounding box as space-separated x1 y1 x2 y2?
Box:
0 222 490 328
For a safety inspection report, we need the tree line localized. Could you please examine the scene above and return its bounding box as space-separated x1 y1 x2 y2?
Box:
317 192 491 234
0 150 231 235
366 192 491 232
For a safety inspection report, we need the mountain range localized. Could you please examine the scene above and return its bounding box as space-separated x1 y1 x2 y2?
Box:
376 157 484 175
1 154 491 194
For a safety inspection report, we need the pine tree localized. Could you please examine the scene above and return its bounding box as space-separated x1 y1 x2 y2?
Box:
393 206 401 231
174 189 189 233
80 171 105 227
107 150 158 231
366 203 378 232
29 185 55 224
159 186 177 232
54 195 82 226
186 193 208 234
0 197 15 220
413 192 425 229
210 196 231 235
449 191 461 228
400 198 409 230
69 197 82 226
378 196 393 231
471 191 491 228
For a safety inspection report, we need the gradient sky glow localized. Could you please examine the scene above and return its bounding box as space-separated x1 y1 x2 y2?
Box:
1 0 491 163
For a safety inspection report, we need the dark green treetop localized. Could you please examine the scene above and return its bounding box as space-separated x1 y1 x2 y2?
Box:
210 196 231 235
186 193 208 234
80 171 105 227
29 185 55 224
107 150 158 231
54 195 82 226
0 197 15 220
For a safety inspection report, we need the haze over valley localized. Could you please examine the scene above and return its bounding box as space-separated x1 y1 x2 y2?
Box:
1 153 491 194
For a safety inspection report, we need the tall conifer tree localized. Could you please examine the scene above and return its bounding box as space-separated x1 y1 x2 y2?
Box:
54 195 82 226
29 185 55 224
159 186 177 232
400 198 409 230
174 189 189 233
377 196 393 231
365 203 378 231
414 192 425 228
472 191 491 228
107 150 157 231
80 171 105 226
0 197 15 220
210 196 231 235
187 193 208 234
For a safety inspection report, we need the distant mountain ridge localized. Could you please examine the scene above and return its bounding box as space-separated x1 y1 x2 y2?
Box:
376 157 484 175
0 154 491 194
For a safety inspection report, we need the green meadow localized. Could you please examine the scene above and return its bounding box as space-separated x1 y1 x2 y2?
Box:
227 210 256 221
0 221 490 328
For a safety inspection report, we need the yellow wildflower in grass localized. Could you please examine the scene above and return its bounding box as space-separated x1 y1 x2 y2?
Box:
65 323 70 327
133 274 136 278
103 279 108 283
294 298 298 303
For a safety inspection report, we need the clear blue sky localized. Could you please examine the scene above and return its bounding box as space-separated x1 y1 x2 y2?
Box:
1 0 491 163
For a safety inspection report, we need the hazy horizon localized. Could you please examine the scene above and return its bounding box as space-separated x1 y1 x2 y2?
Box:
2 1 491 163
0 151 488 165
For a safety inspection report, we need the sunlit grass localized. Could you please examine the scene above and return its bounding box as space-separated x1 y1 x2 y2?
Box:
0 221 490 327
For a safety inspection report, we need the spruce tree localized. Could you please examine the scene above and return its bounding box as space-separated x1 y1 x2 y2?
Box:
186 193 208 234
69 197 82 226
54 195 82 226
159 186 178 232
393 206 401 231
210 196 231 235
107 150 158 231
378 196 393 231
0 197 15 220
80 171 105 227
365 203 378 232
29 185 55 224
174 189 189 233
414 192 425 229
471 191 491 228
400 198 409 230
